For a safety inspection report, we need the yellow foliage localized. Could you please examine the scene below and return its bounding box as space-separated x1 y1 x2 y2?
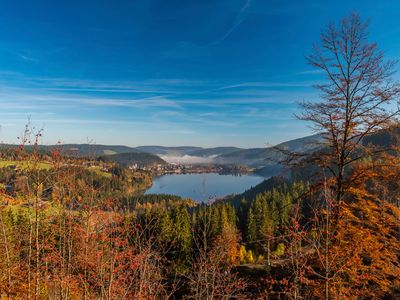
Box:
239 245 247 264
310 198 400 299
257 255 265 264
246 250 254 264
273 243 285 257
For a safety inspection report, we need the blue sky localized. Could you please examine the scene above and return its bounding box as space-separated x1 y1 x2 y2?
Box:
1 0 400 147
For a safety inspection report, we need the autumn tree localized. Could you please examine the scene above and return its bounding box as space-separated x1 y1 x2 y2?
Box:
298 13 400 207
305 184 400 299
187 205 247 300
282 13 400 299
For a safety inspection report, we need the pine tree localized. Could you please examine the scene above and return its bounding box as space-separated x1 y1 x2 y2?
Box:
171 205 192 270
246 207 257 244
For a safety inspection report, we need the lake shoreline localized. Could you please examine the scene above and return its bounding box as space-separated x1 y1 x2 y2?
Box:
145 172 266 202
150 163 254 176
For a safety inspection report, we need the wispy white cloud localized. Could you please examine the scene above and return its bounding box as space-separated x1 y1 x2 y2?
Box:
174 94 316 106
18 54 38 62
296 69 324 75
0 112 55 116
198 112 221 117
0 88 182 109
0 72 209 95
0 118 163 128
197 81 317 96
210 0 252 45
151 110 185 118
80 96 181 108
0 71 317 99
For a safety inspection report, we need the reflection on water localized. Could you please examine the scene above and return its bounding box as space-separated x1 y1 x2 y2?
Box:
145 173 265 202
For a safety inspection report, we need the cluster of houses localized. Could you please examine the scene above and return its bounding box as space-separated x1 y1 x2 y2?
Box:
128 162 251 175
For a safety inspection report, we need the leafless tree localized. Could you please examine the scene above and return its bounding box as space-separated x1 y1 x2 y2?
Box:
297 13 400 206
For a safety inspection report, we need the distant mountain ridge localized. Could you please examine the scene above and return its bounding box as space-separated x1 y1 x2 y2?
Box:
0 133 326 172
216 134 324 167
189 147 243 157
53 128 399 173
135 146 203 156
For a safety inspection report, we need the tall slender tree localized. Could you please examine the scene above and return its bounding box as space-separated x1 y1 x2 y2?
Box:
298 13 400 206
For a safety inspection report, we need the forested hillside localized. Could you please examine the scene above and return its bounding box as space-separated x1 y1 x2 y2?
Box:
98 151 167 167
0 136 398 298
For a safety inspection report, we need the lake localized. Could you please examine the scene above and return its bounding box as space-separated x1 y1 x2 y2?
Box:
145 173 265 202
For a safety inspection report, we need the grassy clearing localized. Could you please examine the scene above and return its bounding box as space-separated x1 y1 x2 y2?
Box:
0 160 112 178
88 165 112 178
103 150 117 155
0 200 76 219
0 160 53 170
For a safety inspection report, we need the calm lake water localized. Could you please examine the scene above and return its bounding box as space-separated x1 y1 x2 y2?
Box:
145 173 265 202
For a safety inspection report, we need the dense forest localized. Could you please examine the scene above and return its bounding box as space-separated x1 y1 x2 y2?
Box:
0 13 399 299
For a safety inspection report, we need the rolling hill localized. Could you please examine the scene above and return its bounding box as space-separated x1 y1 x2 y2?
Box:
215 134 325 167
98 152 167 167
135 146 202 156
58 144 136 156
189 147 243 157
